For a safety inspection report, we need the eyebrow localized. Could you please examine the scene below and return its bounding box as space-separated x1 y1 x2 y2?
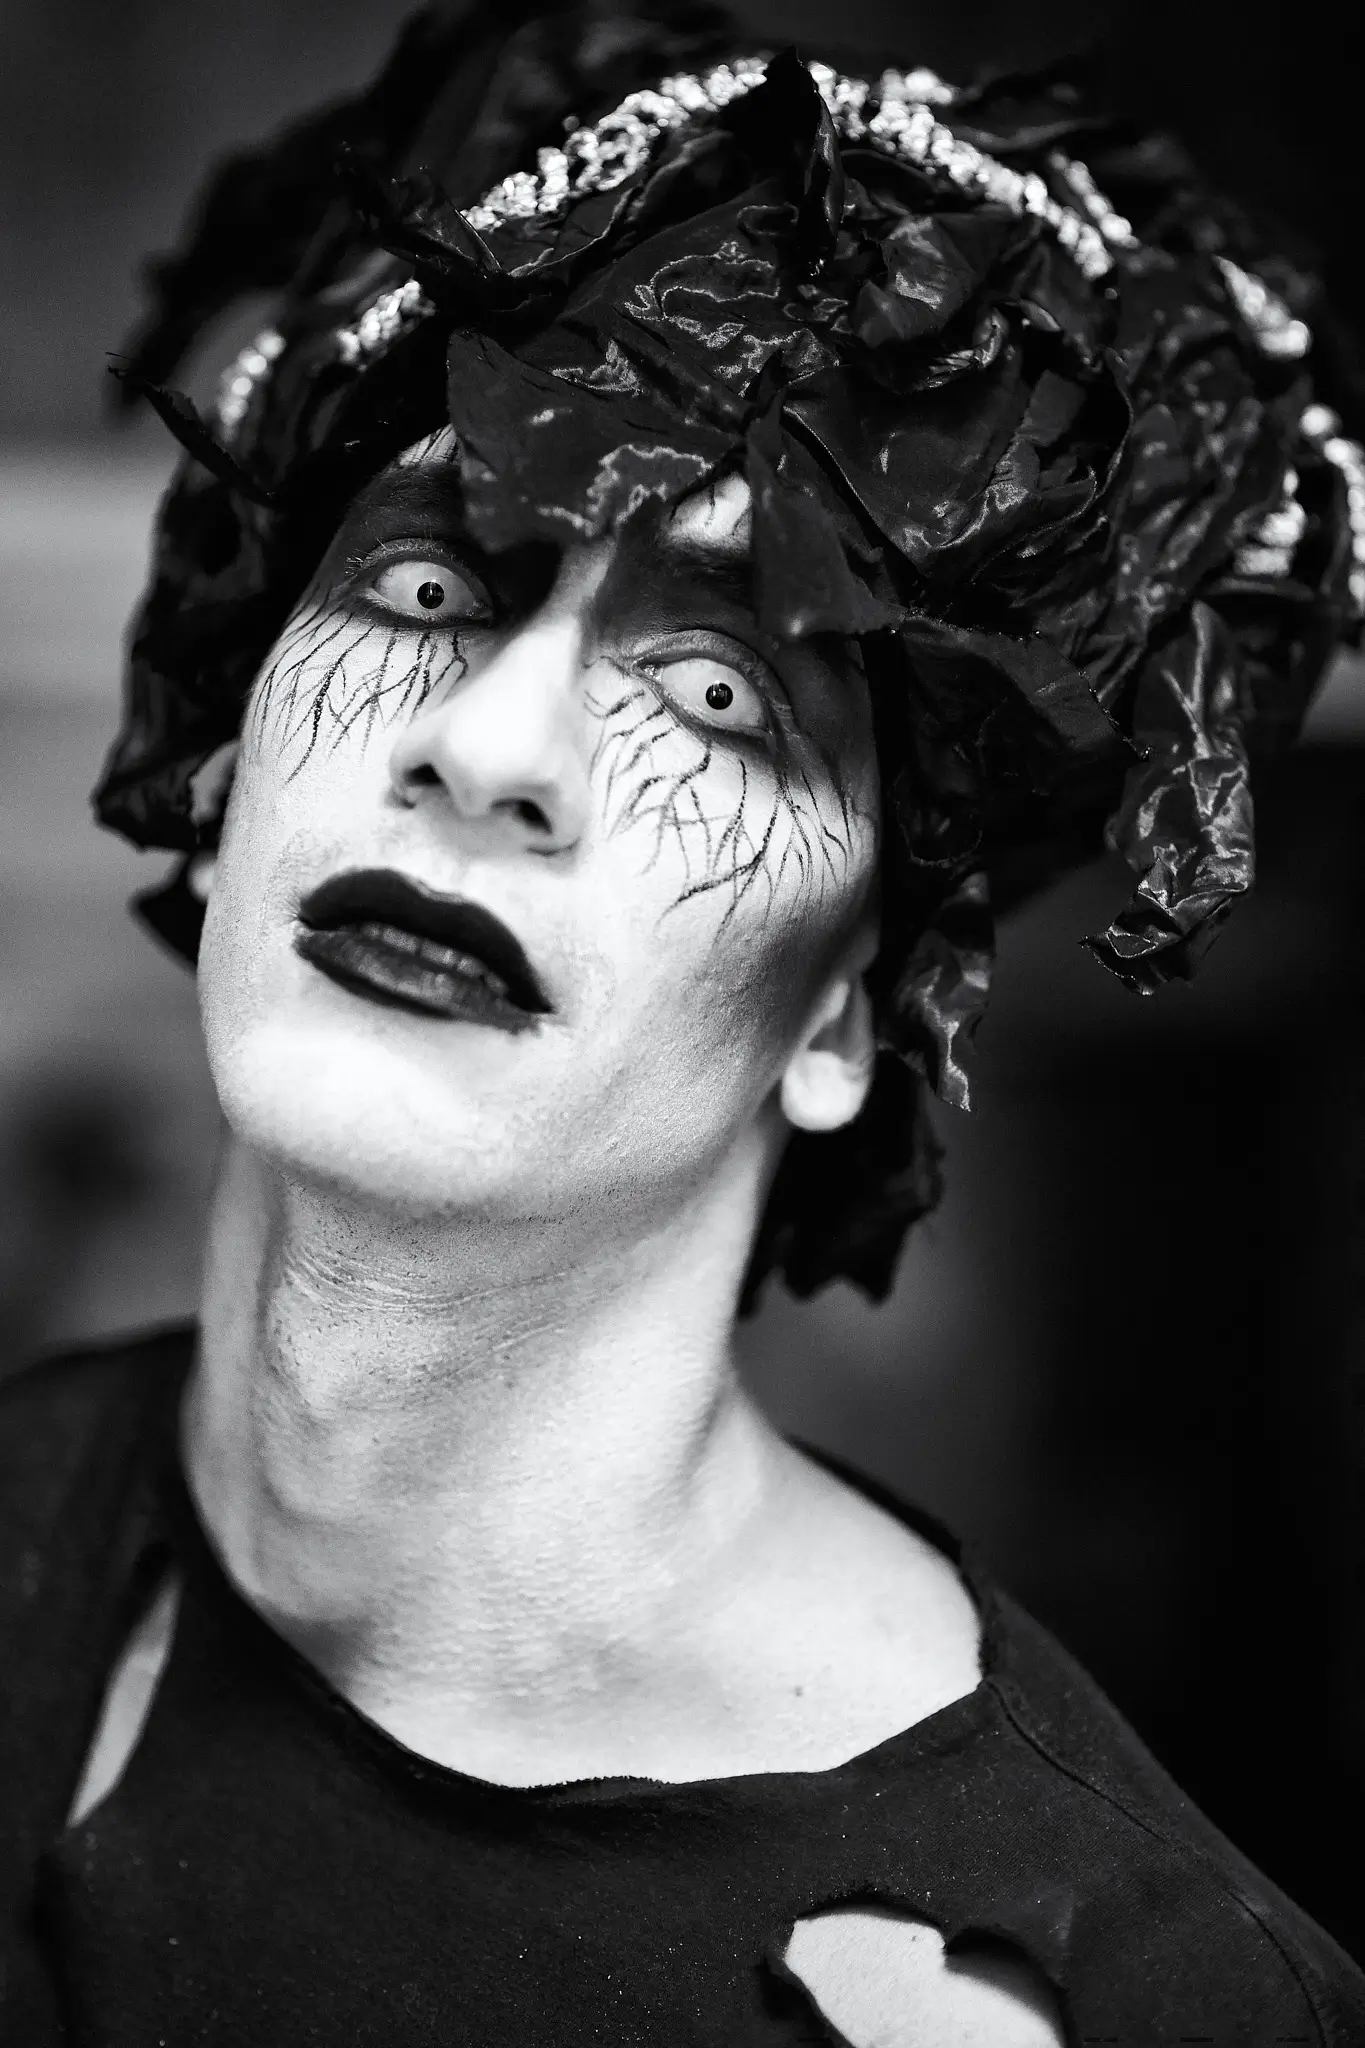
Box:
648 532 754 604
344 463 465 530
341 461 757 608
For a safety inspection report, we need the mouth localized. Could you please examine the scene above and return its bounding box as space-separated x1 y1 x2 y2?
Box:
294 869 553 1031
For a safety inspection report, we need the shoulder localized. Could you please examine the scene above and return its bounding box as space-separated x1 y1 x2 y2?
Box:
780 1578 1365 2045
976 1584 1365 2038
0 1322 190 1476
769 1450 1365 2042
0 1324 191 1610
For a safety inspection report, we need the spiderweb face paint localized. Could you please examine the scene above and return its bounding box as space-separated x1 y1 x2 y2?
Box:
202 458 878 1250
583 662 868 940
248 599 470 781
242 467 876 949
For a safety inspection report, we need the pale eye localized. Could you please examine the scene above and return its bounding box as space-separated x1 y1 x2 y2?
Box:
651 655 769 735
364 558 490 627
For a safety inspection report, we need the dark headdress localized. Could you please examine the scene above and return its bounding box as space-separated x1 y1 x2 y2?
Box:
98 0 1365 1302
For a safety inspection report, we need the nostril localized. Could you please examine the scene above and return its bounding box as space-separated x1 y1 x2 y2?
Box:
389 757 442 808
509 797 552 834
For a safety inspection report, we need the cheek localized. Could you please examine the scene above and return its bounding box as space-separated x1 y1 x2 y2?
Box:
197 784 303 1059
206 605 456 962
583 686 878 1109
241 598 467 781
196 688 390 1061
584 671 877 940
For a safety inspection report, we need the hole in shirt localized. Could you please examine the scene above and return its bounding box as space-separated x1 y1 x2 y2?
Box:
782 1904 1066 2047
66 1569 182 1827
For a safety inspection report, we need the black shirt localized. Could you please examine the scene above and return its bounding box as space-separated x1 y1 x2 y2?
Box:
3 1328 1363 2045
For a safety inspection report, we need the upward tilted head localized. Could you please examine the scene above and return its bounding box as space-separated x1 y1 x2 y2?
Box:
99 0 1364 1301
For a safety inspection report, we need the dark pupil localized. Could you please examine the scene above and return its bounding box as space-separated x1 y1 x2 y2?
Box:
417 579 446 610
705 680 734 711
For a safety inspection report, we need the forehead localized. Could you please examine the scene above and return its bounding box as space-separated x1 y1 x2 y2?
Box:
316 428 876 790
386 429 752 564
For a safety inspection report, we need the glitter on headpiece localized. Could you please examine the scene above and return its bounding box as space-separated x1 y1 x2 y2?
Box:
1233 465 1307 581
1215 256 1311 361
452 57 1131 275
216 328 284 438
217 52 1137 440
1301 404 1365 614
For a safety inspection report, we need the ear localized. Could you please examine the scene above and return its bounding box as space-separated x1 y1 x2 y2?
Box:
186 850 219 903
184 738 239 907
779 928 877 1135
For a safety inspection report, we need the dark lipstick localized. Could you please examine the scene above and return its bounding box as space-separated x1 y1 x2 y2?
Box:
295 868 552 1029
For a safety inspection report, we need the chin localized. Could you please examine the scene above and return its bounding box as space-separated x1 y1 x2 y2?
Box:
205 1000 561 1220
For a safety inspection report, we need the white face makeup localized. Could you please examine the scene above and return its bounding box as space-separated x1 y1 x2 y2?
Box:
197 443 880 1245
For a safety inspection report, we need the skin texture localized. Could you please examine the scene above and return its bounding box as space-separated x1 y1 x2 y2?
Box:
84 441 1060 2044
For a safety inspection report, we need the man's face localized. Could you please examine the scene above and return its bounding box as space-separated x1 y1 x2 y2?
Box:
198 438 879 1248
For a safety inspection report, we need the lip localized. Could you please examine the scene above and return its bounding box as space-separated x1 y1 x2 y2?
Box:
294 868 553 1030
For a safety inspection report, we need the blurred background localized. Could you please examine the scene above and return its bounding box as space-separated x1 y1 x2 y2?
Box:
2 0 1364 1961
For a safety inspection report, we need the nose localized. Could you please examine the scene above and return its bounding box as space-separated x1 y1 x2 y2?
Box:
388 609 591 855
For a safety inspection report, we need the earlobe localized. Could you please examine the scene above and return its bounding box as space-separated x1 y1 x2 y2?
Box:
183 738 238 908
189 739 240 831
780 973 876 1134
186 851 219 903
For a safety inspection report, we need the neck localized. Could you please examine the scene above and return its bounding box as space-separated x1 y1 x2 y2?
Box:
185 1133 784 1743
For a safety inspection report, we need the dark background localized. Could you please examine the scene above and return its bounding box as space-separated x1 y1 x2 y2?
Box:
2 0 1363 1962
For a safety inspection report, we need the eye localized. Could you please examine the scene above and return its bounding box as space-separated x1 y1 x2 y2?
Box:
360 556 492 628
648 653 770 736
